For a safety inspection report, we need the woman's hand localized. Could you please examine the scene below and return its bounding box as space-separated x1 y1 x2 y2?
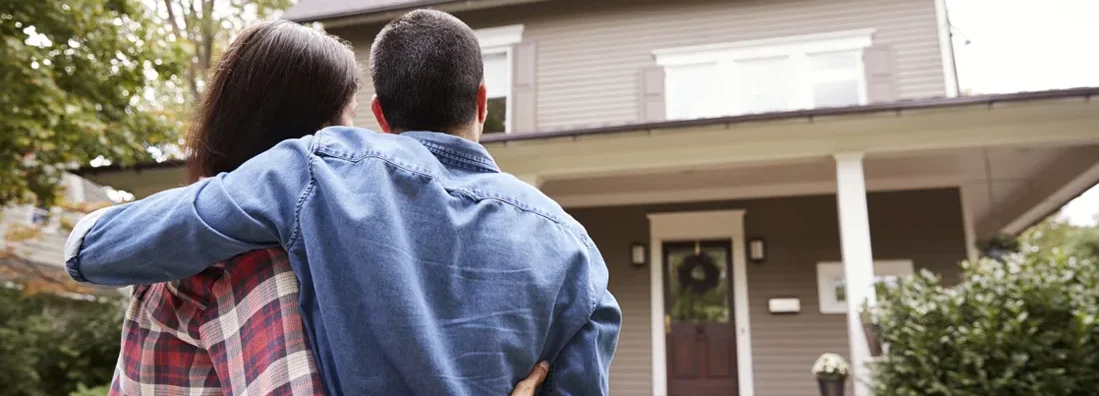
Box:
510 361 550 396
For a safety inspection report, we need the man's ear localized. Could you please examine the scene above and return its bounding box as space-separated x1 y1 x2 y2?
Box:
476 83 488 124
371 94 392 133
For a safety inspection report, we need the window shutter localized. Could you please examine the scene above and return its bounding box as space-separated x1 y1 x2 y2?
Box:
863 46 897 103
511 41 537 133
639 66 666 122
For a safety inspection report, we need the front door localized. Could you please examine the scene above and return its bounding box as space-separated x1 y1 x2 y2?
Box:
664 240 738 396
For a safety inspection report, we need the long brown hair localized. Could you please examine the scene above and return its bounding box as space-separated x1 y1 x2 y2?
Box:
185 20 359 181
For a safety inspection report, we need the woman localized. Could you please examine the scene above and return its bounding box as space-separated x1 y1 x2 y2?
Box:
110 20 547 396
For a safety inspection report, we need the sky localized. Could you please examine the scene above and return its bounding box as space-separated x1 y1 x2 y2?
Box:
948 0 1099 226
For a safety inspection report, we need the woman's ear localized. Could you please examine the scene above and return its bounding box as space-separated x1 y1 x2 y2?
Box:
371 94 392 133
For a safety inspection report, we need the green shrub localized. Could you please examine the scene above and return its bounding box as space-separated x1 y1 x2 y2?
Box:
0 287 123 396
870 251 1099 396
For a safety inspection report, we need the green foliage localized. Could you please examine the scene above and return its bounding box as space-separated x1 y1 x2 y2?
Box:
869 249 1099 396
1021 216 1099 259
1 0 186 206
69 384 110 396
0 287 125 396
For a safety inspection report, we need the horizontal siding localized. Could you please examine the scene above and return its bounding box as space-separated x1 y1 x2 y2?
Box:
570 188 967 396
508 0 945 130
333 0 946 134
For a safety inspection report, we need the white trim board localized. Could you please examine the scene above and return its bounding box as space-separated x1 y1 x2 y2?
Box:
647 210 754 396
553 176 963 209
934 0 960 97
475 24 524 50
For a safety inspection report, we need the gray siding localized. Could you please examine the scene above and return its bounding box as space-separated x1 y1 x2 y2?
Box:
333 0 946 133
569 188 968 396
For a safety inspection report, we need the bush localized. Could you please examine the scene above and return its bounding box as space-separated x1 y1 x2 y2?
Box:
870 250 1099 396
0 287 124 396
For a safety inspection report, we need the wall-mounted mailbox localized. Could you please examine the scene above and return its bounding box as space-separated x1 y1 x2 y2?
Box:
768 298 801 314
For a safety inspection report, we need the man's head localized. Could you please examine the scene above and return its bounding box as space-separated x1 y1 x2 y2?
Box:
369 10 487 140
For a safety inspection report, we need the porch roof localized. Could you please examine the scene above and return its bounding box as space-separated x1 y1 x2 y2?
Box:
482 86 1099 144
71 87 1099 237
74 87 1098 178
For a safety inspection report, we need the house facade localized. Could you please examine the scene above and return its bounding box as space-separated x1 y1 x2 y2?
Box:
75 0 1099 395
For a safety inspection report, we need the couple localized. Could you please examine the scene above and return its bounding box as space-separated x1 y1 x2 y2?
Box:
66 9 620 396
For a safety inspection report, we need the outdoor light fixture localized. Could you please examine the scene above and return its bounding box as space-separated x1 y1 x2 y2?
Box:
748 238 766 263
630 243 648 267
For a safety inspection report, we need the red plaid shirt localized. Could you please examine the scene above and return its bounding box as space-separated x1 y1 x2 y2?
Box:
111 248 326 395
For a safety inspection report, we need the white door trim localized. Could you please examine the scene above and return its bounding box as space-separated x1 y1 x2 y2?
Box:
647 210 754 396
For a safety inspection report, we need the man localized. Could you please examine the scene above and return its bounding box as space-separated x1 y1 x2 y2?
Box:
66 9 621 396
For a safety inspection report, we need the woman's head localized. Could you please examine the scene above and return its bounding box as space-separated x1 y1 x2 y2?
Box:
186 20 359 181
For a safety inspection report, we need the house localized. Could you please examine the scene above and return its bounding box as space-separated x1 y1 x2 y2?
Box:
0 175 116 298
75 0 1099 395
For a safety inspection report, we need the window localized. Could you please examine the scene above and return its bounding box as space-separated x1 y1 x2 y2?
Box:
816 260 914 314
482 50 510 133
475 25 523 133
654 29 874 120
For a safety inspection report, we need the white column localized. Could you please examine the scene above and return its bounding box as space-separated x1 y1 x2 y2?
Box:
515 174 543 189
833 152 876 396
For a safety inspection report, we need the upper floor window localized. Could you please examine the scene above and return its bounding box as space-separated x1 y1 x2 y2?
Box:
476 25 524 133
654 29 874 120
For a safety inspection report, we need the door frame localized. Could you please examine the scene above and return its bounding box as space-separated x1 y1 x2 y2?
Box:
648 210 754 396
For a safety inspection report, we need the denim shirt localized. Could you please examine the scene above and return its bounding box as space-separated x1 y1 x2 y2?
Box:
65 128 621 395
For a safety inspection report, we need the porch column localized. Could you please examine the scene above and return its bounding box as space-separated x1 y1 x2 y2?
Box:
833 152 876 396
515 174 543 189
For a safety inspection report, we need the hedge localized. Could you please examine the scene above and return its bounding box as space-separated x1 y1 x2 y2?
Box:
870 250 1099 396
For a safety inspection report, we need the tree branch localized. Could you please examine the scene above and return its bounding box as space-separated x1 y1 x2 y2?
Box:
162 0 200 102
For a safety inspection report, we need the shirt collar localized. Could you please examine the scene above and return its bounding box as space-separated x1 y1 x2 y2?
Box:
401 131 501 173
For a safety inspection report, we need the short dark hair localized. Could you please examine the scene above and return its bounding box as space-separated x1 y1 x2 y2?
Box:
370 10 483 133
186 20 359 181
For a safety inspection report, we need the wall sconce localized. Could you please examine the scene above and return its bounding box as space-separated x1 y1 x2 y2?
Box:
748 238 766 263
630 243 648 267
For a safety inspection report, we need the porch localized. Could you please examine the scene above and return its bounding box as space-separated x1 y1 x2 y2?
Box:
482 88 1099 396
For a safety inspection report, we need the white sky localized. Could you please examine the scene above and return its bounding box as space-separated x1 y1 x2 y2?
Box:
949 0 1099 226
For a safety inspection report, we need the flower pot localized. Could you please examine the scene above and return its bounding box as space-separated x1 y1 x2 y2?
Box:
860 309 883 357
817 377 846 396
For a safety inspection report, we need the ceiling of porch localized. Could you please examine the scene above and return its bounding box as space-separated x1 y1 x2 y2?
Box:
542 142 1099 240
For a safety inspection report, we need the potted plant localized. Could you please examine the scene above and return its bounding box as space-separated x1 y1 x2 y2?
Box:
812 353 850 396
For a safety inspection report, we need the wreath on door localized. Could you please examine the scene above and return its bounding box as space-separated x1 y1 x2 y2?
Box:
677 253 721 294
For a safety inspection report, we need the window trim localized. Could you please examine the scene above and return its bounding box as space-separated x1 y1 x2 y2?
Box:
653 29 876 119
476 24 523 133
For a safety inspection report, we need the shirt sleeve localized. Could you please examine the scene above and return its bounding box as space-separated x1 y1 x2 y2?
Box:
65 136 315 286
545 290 622 395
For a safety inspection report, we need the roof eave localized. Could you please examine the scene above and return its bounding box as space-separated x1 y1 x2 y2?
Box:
285 0 547 27
481 86 1099 144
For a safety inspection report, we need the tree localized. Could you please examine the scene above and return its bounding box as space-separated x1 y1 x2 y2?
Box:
155 0 293 104
1 0 186 207
1020 214 1099 258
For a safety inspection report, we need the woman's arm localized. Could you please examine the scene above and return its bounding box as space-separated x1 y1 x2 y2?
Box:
65 136 315 286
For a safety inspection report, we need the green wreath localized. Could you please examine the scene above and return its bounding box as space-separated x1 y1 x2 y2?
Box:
677 253 721 294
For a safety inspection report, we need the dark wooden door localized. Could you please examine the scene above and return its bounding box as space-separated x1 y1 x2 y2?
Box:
664 240 738 396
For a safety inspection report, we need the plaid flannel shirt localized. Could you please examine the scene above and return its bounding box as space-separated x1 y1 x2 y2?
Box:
110 248 325 395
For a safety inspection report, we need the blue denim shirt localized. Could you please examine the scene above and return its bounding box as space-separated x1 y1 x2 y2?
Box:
65 128 621 395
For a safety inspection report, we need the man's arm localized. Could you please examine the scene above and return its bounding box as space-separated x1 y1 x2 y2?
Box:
65 136 315 286
545 290 622 395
